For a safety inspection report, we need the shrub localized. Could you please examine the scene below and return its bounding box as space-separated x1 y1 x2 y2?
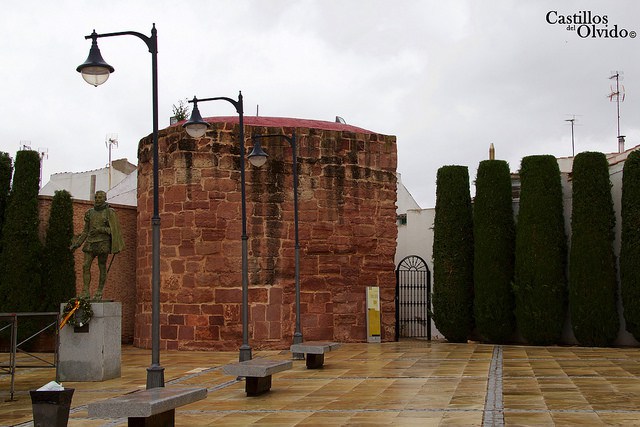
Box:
42 190 77 311
473 160 515 343
432 165 474 342
569 152 618 346
514 155 567 345
620 150 640 341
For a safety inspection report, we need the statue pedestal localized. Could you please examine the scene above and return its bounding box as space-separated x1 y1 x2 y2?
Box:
58 302 121 381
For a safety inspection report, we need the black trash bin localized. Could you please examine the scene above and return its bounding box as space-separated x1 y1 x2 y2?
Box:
29 388 75 427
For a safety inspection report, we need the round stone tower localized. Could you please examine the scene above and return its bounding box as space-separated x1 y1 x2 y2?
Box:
135 116 397 351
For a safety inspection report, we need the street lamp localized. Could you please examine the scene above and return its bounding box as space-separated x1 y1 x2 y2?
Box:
77 24 164 389
249 132 304 357
183 93 258 362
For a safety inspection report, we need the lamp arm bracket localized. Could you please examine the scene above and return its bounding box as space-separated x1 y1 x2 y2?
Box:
84 24 157 54
188 96 242 115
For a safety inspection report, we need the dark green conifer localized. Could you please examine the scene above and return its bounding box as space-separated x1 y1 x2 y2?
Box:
42 190 76 311
0 150 42 313
620 150 640 341
514 155 567 345
432 165 474 342
473 160 515 343
0 152 12 255
569 152 618 346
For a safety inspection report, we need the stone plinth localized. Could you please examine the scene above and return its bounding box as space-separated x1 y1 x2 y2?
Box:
58 302 121 381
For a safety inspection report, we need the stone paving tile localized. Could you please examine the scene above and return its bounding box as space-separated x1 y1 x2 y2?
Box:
4 341 640 426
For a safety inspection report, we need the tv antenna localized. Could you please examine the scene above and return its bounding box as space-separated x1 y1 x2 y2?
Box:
564 115 580 156
105 134 118 190
38 147 48 187
608 71 625 140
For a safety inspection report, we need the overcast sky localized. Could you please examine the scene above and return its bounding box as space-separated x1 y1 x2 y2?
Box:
1 0 638 207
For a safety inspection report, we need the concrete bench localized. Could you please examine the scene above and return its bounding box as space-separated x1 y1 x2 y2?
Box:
88 386 207 427
222 358 292 396
290 341 342 369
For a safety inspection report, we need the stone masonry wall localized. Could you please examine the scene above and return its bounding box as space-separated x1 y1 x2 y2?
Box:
134 118 397 351
38 196 137 343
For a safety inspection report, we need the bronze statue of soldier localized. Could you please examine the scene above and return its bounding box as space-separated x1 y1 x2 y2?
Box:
70 190 125 300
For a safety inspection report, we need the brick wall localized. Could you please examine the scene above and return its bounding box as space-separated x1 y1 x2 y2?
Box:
38 196 137 343
134 119 398 351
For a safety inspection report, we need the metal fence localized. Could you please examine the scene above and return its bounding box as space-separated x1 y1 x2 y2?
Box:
0 312 59 401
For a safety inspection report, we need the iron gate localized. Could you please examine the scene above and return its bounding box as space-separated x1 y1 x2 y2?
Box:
395 255 431 340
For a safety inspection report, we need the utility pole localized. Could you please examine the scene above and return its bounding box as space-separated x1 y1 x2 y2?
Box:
105 134 118 190
564 116 576 157
38 147 48 187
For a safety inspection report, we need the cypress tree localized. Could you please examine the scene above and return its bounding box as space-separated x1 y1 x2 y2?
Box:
0 150 42 314
514 155 567 345
620 150 640 341
0 152 11 321
569 152 618 346
0 152 12 254
42 190 76 311
473 160 515 343
432 165 474 342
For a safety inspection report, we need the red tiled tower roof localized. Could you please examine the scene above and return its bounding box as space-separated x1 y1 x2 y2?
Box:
175 116 375 134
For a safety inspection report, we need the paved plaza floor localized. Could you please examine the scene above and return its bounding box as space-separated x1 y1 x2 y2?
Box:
2 340 640 426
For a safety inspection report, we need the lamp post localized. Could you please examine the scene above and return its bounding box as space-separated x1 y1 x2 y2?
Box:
77 24 164 389
248 132 304 357
183 93 256 362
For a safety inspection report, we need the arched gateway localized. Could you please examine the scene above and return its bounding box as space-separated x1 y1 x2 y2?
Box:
395 255 431 340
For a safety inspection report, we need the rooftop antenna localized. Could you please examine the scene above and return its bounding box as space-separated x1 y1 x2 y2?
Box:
256 104 259 116
38 147 48 187
608 71 625 143
105 133 118 190
564 115 577 156
335 116 346 124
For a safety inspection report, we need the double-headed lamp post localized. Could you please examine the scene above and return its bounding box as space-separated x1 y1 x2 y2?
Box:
183 93 264 362
249 133 304 357
77 24 164 389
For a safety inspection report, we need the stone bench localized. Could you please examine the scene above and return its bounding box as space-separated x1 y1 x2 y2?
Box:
222 358 292 396
290 341 342 369
88 386 207 427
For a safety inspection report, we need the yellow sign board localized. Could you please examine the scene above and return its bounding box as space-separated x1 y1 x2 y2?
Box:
366 286 381 342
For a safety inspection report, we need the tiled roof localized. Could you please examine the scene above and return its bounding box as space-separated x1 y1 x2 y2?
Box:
173 116 375 134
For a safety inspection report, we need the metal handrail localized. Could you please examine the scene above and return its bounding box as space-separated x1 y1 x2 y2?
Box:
0 312 59 401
